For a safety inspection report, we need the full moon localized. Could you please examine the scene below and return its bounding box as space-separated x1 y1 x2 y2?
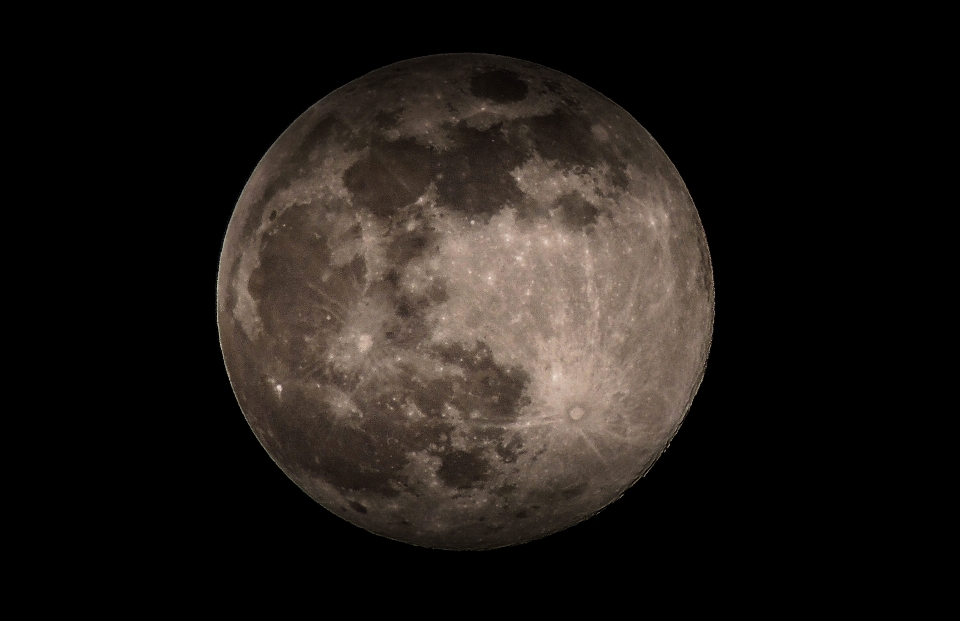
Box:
217 53 714 550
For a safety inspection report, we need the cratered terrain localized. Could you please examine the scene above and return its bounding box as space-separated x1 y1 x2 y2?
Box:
217 53 714 550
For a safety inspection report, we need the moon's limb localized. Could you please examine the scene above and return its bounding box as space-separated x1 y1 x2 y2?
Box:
218 53 713 549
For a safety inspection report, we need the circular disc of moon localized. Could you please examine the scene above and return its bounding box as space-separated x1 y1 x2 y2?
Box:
218 53 714 550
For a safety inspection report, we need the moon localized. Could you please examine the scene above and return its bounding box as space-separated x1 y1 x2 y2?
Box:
217 53 714 550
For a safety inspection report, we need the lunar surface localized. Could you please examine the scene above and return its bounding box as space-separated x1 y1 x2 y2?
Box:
218 53 714 549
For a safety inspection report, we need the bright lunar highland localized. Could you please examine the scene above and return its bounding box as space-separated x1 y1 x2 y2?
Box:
218 53 714 549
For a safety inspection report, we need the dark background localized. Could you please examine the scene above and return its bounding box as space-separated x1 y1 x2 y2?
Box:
146 35 808 582
20 7 908 599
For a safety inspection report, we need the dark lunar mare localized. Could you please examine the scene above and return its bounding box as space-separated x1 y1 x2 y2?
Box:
470 68 530 103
